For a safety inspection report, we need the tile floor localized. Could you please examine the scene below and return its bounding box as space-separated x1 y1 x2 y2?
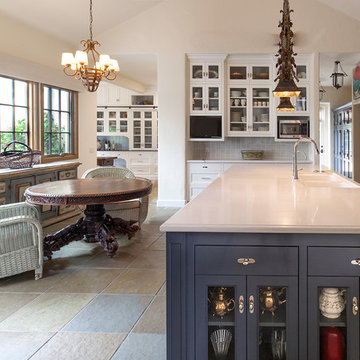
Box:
0 185 179 360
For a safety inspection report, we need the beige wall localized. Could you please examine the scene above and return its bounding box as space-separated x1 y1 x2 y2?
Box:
322 86 352 109
97 0 360 205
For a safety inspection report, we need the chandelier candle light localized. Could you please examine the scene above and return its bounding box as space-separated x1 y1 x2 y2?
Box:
61 0 119 92
273 0 300 111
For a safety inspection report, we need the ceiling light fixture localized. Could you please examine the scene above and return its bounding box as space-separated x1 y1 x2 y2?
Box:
273 0 301 107
61 0 119 92
330 61 347 90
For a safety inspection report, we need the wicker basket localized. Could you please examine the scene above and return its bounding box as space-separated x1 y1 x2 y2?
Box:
0 141 41 169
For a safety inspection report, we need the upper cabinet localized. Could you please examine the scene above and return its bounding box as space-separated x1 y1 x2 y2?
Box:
189 55 225 83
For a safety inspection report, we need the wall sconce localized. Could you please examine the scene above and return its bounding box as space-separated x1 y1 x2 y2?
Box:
330 61 347 90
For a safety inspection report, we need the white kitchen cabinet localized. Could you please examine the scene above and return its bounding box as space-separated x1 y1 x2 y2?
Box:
131 109 158 150
188 54 226 83
227 55 273 85
227 85 274 136
96 108 130 135
190 83 222 115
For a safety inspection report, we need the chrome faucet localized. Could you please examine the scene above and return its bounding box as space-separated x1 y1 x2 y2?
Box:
293 137 320 179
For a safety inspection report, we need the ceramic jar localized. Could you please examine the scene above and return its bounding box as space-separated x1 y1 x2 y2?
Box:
319 288 346 319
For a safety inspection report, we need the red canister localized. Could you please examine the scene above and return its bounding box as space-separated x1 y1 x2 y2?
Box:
321 326 345 360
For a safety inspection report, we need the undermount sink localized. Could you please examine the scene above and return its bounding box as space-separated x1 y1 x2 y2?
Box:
297 171 359 188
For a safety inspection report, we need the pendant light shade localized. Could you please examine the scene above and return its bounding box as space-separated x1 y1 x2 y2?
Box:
273 78 301 98
276 97 295 112
330 61 347 90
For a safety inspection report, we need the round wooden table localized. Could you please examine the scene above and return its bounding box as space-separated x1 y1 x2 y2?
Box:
25 178 152 258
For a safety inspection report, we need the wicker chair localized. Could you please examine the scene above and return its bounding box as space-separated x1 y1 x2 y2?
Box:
82 167 149 228
0 202 43 280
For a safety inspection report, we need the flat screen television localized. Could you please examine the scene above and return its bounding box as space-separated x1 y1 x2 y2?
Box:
190 116 222 139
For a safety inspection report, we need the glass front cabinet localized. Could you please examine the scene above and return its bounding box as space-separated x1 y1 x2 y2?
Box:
191 84 222 115
196 276 298 360
131 110 158 150
228 85 272 136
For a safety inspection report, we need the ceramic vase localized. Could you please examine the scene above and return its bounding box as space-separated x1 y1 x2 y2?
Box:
320 326 345 360
319 288 346 319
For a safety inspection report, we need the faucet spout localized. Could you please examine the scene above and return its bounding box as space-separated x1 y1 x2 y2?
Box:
293 137 320 180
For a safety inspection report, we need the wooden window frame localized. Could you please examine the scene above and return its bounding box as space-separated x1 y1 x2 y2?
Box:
39 84 78 163
0 75 30 151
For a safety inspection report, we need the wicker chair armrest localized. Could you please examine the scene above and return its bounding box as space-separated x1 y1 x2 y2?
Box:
0 215 44 267
138 195 149 226
0 202 40 221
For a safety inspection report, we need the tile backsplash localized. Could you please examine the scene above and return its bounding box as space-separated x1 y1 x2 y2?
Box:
188 137 311 161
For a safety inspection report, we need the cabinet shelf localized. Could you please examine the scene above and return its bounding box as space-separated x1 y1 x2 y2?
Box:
208 321 235 326
319 313 346 327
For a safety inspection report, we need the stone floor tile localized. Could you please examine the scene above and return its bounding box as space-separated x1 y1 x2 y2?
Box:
111 333 166 360
0 293 39 322
81 249 136 269
133 296 166 334
0 293 95 332
30 332 126 360
157 282 166 296
62 294 152 333
103 269 165 295
149 236 166 250
0 267 72 293
46 268 123 293
0 331 54 360
128 250 166 269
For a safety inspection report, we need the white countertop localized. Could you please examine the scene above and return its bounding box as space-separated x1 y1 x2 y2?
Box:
160 164 360 234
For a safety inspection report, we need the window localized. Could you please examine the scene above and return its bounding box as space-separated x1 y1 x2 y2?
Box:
41 84 78 162
0 76 29 151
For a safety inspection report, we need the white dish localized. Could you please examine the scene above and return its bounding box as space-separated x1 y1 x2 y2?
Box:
231 91 241 97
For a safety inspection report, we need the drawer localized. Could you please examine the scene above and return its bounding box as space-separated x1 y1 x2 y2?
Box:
59 169 77 180
0 182 6 194
189 163 223 173
130 165 151 176
308 247 360 276
190 186 206 199
129 152 152 165
191 172 219 184
195 246 298 276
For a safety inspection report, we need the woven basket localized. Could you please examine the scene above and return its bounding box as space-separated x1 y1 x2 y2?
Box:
0 141 41 169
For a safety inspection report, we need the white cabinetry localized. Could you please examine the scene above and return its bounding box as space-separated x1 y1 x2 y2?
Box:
132 109 158 150
188 54 226 117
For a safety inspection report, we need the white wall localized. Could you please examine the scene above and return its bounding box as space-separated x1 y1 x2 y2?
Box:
96 0 360 205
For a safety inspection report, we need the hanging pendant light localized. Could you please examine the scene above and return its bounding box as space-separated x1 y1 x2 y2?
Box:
61 0 119 92
276 97 295 112
330 61 347 90
273 0 301 105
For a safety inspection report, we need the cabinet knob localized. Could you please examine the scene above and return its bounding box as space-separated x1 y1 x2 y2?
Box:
351 259 360 266
353 297 359 316
239 295 244 314
237 258 255 266
249 295 255 314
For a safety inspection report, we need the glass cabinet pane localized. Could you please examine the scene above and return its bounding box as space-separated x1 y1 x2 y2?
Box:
208 87 219 111
120 120 128 133
296 65 307 80
133 111 141 119
229 66 247 80
97 120 104 132
109 111 116 119
252 66 270 80
192 65 203 80
253 88 270 132
144 111 153 119
133 121 141 148
97 111 104 119
192 87 203 111
208 287 235 360
258 286 287 360
229 87 247 132
294 88 307 112
109 120 117 132
208 65 219 80
120 111 128 119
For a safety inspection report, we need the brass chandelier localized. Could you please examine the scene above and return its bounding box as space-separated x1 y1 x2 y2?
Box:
61 0 119 92
273 0 300 111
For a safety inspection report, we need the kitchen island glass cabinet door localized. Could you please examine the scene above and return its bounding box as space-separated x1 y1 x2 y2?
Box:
196 275 298 360
308 277 359 360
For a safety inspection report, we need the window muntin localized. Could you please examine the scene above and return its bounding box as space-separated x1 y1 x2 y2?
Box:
43 86 72 155
0 76 29 151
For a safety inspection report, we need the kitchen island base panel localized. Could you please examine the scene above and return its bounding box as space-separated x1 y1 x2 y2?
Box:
166 232 360 360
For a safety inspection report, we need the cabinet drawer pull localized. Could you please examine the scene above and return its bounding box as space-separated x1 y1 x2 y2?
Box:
237 258 255 266
239 295 244 314
353 297 358 316
202 166 208 169
249 295 255 314
201 177 212 180
351 259 360 266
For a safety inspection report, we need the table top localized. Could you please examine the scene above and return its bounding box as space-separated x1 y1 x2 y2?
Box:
25 177 152 206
